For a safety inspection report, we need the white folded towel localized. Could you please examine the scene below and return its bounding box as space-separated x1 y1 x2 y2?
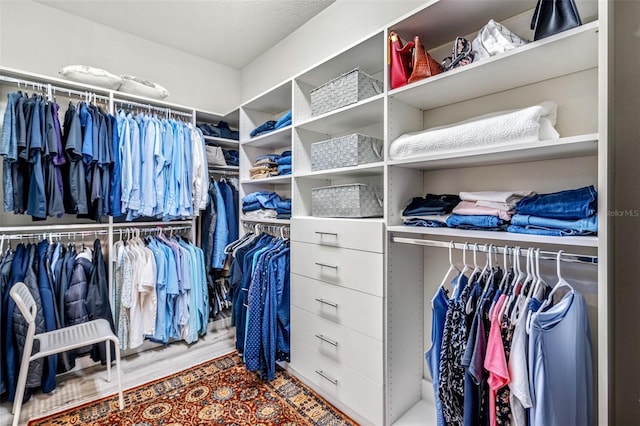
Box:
459 190 534 204
389 101 559 160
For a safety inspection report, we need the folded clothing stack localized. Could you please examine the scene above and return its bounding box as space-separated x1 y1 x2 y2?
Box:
223 149 239 166
250 110 292 138
197 121 239 140
277 150 292 176
242 191 284 219
446 190 533 231
250 154 279 179
508 185 598 236
250 150 291 179
402 194 461 227
401 187 598 236
276 198 292 219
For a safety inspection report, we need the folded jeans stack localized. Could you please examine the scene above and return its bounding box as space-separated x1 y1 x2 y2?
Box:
277 150 292 175
250 110 292 138
197 121 239 140
242 191 281 212
402 194 461 227
223 149 239 166
508 185 598 236
276 198 291 219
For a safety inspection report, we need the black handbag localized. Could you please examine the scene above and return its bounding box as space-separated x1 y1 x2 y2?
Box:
531 0 582 41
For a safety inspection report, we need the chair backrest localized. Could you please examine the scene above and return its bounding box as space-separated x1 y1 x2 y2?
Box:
10 282 37 325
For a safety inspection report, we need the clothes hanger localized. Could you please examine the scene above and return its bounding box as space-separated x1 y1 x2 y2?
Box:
452 242 470 300
438 241 460 295
509 247 533 324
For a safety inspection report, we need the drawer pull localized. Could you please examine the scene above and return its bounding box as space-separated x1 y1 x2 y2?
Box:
315 262 338 270
315 370 338 385
315 231 338 237
314 298 338 308
315 334 339 347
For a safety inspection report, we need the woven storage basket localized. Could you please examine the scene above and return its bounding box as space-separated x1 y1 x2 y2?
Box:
310 68 382 116
311 133 383 171
312 183 383 218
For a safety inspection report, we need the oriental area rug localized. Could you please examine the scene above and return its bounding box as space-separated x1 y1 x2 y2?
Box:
28 352 358 426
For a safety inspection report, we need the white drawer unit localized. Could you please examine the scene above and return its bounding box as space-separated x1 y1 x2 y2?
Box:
291 305 383 383
290 340 384 426
291 217 384 253
291 241 383 297
291 273 383 340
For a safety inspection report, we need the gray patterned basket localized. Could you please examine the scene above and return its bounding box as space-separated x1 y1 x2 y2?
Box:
310 68 383 116
311 133 383 171
312 183 383 218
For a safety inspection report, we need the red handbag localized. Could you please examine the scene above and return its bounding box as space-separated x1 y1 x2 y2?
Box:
388 31 414 89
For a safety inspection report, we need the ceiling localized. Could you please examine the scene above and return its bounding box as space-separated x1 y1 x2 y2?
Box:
35 0 336 70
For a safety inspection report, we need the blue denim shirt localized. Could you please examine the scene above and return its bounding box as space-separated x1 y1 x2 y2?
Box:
140 116 157 217
212 181 228 269
153 118 166 217
26 96 47 219
126 114 142 219
180 124 193 218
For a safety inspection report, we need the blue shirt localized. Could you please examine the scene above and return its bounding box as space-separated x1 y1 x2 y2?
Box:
140 116 157 217
126 114 141 217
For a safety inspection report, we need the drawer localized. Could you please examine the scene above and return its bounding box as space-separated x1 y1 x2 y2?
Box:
290 340 384 426
291 217 384 253
291 274 383 340
291 305 383 383
291 241 383 297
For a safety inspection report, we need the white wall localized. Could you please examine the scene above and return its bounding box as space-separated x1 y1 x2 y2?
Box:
240 0 425 103
0 0 240 113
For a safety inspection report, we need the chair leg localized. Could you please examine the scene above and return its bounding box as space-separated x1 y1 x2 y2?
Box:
106 341 112 383
12 359 30 426
112 337 124 411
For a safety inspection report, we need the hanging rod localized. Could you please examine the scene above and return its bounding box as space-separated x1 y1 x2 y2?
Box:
0 223 109 232
0 75 110 102
113 97 193 118
391 236 598 265
111 220 193 228
116 225 192 235
210 168 239 176
1 229 109 241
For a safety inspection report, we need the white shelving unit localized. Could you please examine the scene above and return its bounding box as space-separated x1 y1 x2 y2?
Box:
383 1 608 426
237 81 293 232
238 1 611 424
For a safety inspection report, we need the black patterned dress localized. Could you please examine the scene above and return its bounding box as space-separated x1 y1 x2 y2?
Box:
438 275 473 426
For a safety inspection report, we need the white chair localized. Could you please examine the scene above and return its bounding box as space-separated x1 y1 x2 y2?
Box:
9 282 124 426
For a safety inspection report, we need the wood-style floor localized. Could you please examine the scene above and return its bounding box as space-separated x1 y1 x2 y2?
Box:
0 319 236 426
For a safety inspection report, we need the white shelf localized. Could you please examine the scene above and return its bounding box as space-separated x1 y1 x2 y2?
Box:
294 216 384 223
295 94 384 134
241 126 292 149
241 175 292 185
241 217 291 225
388 225 598 248
295 32 384 87
209 165 239 172
203 135 239 148
242 80 291 114
389 21 599 111
392 400 437 426
297 162 384 179
388 134 599 170
196 108 239 129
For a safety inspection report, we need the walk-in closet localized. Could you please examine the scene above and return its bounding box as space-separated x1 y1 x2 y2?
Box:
1 0 637 424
